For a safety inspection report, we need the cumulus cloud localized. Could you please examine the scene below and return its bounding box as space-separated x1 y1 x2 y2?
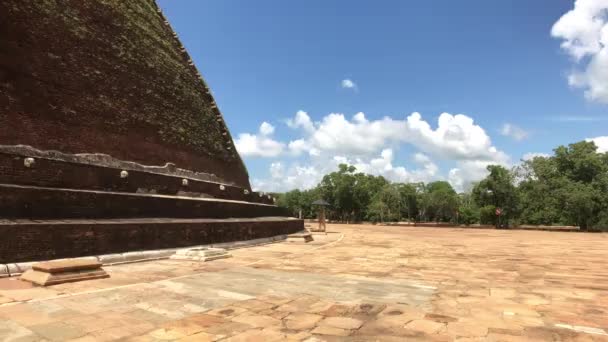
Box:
500 123 529 141
552 0 608 102
341 79 357 90
245 110 511 192
234 122 285 158
252 149 440 192
252 162 324 192
286 110 315 133
286 111 508 164
586 136 608 152
522 152 551 161
259 122 275 135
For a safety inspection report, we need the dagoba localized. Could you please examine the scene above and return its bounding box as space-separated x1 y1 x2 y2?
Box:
0 0 302 263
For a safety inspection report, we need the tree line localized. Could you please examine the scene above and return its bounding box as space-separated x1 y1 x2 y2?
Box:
275 140 608 231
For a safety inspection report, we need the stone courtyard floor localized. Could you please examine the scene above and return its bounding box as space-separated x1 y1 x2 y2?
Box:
0 224 607 341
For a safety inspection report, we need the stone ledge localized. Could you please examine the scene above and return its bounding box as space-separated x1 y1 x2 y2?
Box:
0 233 290 278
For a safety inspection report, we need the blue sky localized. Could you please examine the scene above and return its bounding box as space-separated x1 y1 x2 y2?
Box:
158 0 608 192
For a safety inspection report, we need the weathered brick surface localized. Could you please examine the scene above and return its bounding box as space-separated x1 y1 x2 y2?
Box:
0 184 287 219
0 152 273 205
0 0 250 188
0 218 303 263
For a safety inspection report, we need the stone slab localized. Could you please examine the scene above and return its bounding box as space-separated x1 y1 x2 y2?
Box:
170 248 231 262
33 259 102 274
20 268 109 286
286 231 314 243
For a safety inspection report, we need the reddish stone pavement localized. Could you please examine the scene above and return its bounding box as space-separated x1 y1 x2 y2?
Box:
0 224 607 341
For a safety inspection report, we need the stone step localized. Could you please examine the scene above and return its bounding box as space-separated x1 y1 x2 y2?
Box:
0 151 275 205
0 183 287 219
0 217 303 264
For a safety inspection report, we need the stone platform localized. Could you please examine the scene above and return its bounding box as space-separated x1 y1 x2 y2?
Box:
0 225 605 340
0 183 286 219
0 217 302 264
20 259 108 286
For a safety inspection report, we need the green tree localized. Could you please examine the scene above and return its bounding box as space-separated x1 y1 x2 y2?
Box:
516 141 608 230
472 165 518 227
367 183 402 222
457 192 479 225
396 183 419 221
426 181 459 222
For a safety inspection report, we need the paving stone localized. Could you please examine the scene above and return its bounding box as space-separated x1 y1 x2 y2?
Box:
224 328 285 342
357 316 421 337
447 320 489 338
486 333 527 341
283 312 323 330
204 306 247 318
232 299 275 312
316 304 351 316
67 336 100 342
232 314 280 328
161 319 205 336
283 330 313 341
1 224 608 341
352 302 387 316
0 320 39 342
177 331 216 341
258 308 290 320
405 319 446 335
256 295 293 306
28 321 86 341
319 316 363 330
311 325 351 337
425 313 458 323
183 313 227 328
148 327 186 340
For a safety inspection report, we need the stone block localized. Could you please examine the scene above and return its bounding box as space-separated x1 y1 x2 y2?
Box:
286 231 314 243
32 259 102 273
20 259 109 286
170 248 231 262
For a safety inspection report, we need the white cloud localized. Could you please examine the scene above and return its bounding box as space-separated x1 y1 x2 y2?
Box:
341 79 357 90
522 152 550 161
552 0 608 102
252 149 440 192
286 110 315 133
259 122 275 135
447 157 515 192
586 136 608 152
234 122 285 158
252 162 323 192
500 123 529 141
286 110 508 164
246 110 512 192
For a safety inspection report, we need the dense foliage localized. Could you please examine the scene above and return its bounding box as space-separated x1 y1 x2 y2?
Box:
276 140 608 231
